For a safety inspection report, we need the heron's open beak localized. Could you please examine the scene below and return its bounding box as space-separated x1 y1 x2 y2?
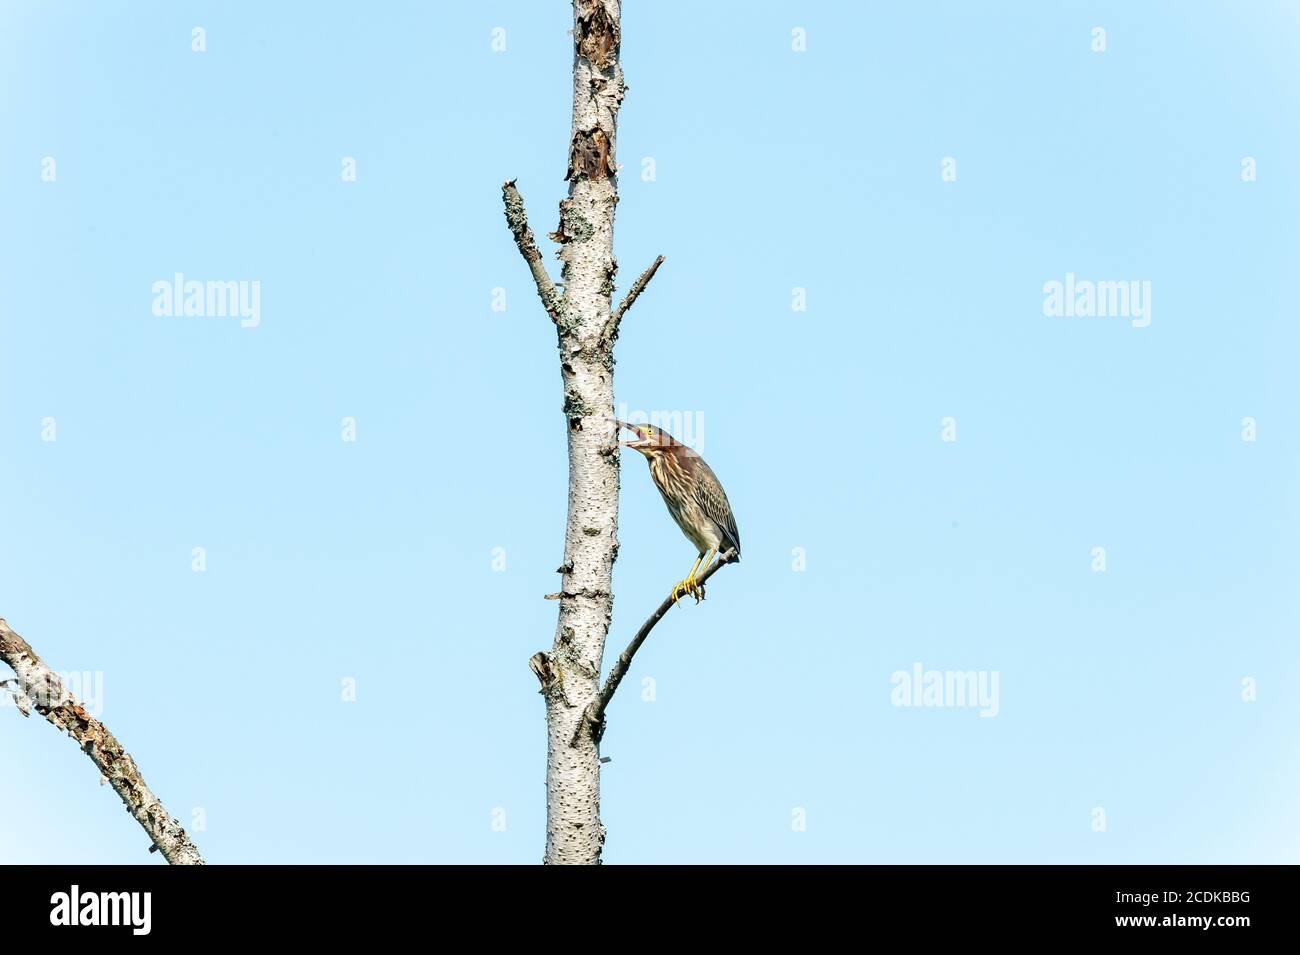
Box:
608 418 649 449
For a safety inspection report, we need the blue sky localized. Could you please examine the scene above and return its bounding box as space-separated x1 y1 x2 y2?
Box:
2 1 1299 864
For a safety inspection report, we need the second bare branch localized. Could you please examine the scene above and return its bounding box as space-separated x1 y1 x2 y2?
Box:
611 254 664 328
571 547 737 747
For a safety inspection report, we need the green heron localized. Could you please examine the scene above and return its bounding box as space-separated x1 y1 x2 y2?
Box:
614 420 741 602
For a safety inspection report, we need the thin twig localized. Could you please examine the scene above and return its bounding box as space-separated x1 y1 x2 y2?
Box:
0 617 205 865
611 254 664 327
501 180 566 324
572 548 737 747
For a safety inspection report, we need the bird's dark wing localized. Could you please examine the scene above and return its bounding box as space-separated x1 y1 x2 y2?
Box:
693 459 741 559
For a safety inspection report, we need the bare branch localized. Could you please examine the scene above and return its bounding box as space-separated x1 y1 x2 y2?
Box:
610 254 664 327
501 180 566 325
0 617 204 865
572 548 738 747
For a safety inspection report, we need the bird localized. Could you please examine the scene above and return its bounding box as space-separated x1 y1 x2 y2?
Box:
612 419 741 603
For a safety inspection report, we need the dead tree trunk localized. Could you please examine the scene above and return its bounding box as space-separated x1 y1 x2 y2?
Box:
504 0 665 865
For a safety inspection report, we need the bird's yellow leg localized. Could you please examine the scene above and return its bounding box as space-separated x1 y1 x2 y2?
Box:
683 547 718 601
670 554 704 603
696 546 719 581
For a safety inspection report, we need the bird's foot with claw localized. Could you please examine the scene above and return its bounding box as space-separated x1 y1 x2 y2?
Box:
670 576 705 604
